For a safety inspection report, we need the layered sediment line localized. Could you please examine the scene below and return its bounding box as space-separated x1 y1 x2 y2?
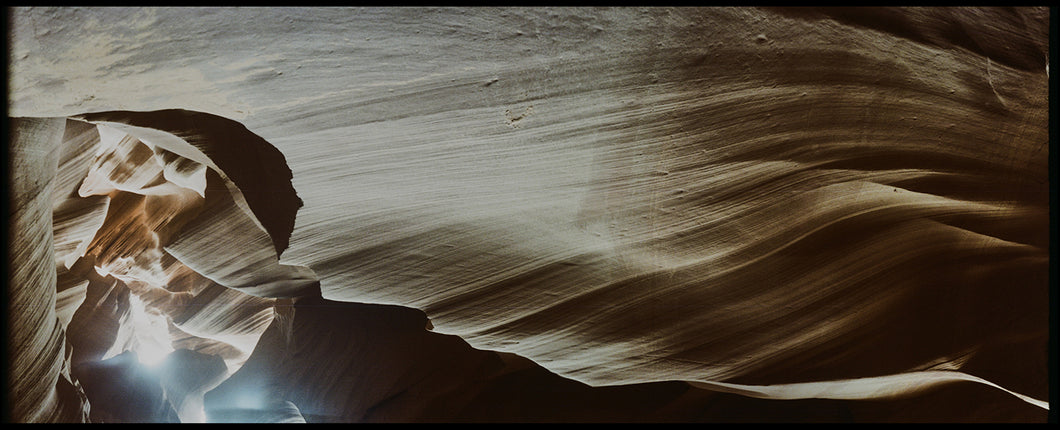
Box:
7 112 320 422
76 109 304 257
8 117 91 423
6 6 1051 423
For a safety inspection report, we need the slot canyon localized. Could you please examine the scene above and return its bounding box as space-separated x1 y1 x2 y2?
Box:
5 7 1053 423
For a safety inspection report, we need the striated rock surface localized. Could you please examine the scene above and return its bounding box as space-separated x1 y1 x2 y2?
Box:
6 7 1052 423
8 117 92 423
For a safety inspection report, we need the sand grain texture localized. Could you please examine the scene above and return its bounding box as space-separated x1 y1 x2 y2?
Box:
6 7 1051 423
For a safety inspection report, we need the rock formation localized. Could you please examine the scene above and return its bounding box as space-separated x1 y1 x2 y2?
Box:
6 7 1052 423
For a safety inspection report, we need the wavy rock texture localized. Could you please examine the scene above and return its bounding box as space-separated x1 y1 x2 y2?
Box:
8 117 285 423
6 6 1052 423
8 117 92 423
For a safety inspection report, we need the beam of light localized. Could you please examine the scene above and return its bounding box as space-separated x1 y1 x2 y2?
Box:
187 405 207 424
125 292 175 368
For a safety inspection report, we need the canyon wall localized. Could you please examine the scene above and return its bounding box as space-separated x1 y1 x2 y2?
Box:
6 7 1051 422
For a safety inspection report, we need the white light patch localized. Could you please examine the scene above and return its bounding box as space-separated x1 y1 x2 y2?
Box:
188 405 207 424
126 293 175 368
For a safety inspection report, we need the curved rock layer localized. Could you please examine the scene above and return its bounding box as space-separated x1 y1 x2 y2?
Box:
8 118 92 423
8 115 306 422
6 6 1052 423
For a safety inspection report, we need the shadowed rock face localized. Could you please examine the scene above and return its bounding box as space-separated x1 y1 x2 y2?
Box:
75 109 304 257
6 7 1051 423
766 7 1049 73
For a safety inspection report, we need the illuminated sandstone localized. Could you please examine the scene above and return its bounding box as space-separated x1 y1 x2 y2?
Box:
7 7 1050 423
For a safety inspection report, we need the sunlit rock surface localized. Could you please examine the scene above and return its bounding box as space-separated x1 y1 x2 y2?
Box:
6 7 1051 423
